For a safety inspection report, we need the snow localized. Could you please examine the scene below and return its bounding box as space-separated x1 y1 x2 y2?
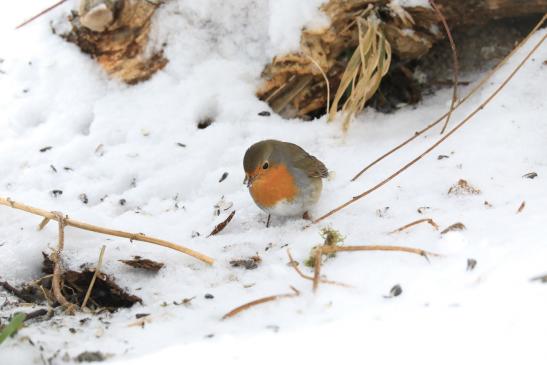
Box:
1 1 546 364
268 0 330 56
391 0 430 8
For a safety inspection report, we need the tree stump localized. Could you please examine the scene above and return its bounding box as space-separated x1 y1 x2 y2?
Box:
63 0 167 84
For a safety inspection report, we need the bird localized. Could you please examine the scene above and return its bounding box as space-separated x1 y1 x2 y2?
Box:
243 139 328 226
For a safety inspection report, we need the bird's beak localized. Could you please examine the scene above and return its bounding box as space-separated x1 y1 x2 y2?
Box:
244 173 255 187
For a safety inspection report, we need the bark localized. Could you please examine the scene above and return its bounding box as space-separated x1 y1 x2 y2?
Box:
63 0 167 84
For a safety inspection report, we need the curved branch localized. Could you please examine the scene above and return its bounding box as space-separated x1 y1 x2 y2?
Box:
0 197 214 265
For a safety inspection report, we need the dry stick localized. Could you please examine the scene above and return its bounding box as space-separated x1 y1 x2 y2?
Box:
15 0 68 29
0 197 214 265
38 217 50 230
320 245 440 260
286 249 351 287
0 281 37 303
312 249 323 292
389 218 439 234
429 0 459 134
22 308 49 322
39 285 53 308
50 213 75 314
312 33 546 226
350 14 547 182
81 245 106 309
222 286 300 320
311 244 440 293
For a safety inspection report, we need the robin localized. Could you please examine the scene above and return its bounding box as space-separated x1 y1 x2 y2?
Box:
243 139 328 226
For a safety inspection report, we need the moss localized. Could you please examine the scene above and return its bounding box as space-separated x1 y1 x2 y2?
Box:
320 227 345 247
304 227 345 268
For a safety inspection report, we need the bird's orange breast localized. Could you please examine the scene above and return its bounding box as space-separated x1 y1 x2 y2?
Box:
249 164 298 208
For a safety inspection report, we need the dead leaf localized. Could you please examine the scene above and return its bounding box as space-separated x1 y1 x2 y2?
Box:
119 256 164 272
208 210 236 236
441 222 466 234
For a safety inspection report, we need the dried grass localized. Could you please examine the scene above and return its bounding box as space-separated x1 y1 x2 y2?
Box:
328 16 391 130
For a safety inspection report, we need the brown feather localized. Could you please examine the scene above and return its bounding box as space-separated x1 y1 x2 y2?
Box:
284 142 329 178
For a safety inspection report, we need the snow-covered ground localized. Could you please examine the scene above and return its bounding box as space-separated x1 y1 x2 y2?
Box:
1 1 546 364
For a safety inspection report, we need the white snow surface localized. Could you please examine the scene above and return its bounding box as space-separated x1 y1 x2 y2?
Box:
1 1 546 364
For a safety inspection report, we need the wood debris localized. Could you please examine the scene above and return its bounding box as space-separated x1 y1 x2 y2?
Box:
62 0 167 84
229 256 261 270
119 256 165 272
448 179 481 195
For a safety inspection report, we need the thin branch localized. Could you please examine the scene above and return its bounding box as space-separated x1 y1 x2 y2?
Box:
311 32 546 226
320 245 440 261
350 14 546 182
0 281 37 303
429 0 459 134
39 285 53 308
309 244 440 293
312 248 322 292
15 0 68 29
222 286 300 320
0 197 214 265
38 217 50 231
22 308 49 322
51 213 75 314
81 245 106 309
389 218 439 234
286 249 351 287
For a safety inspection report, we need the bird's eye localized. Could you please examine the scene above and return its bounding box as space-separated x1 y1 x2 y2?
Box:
262 161 269 169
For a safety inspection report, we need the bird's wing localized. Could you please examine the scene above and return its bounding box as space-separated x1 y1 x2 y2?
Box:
285 142 329 179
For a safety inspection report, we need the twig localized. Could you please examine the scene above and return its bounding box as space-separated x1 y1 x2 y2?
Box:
23 308 49 322
389 218 439 234
38 218 50 231
312 248 322 292
208 210 235 237
310 244 440 293
320 245 440 261
50 213 75 314
350 14 547 182
39 285 53 307
306 55 331 115
429 0 459 134
286 249 351 287
81 245 106 309
15 0 68 29
0 197 214 265
311 32 546 226
0 281 36 303
30 274 54 286
222 286 300 320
